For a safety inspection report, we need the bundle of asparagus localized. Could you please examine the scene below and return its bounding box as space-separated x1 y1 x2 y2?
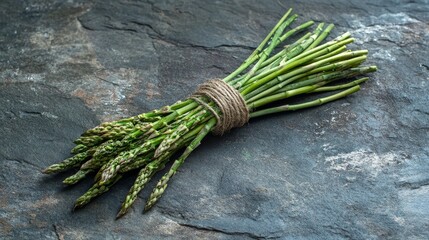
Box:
43 9 376 218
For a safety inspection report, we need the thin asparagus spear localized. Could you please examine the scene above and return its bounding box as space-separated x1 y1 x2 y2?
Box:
42 149 94 174
74 174 122 210
306 23 335 50
311 77 369 92
144 118 217 212
250 85 363 118
223 9 293 82
63 169 93 185
228 22 314 86
239 14 298 86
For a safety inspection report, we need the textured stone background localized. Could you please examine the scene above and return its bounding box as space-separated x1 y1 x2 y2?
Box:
1 0 428 239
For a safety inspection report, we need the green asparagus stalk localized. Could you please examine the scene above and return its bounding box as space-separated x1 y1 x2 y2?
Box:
74 174 122 210
144 118 217 211
250 85 364 118
43 149 94 173
63 169 93 185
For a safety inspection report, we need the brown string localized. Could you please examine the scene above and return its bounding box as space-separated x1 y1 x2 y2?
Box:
191 79 249 135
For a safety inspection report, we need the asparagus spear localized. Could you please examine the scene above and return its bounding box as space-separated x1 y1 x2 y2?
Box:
144 118 217 211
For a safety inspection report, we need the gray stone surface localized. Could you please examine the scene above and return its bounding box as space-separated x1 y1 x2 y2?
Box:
1 0 428 239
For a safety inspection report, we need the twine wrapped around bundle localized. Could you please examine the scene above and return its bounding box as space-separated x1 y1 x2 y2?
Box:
191 79 249 135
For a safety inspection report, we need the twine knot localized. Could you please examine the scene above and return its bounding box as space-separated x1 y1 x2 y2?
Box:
191 79 249 135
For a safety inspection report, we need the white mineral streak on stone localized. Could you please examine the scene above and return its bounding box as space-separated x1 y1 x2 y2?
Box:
351 24 401 44
393 215 406 226
325 149 404 177
347 12 419 47
156 218 182 235
372 49 397 61
370 13 419 25
322 143 334 151
347 12 419 29
42 112 59 119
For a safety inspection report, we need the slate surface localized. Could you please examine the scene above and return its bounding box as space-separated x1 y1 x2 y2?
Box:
1 0 428 239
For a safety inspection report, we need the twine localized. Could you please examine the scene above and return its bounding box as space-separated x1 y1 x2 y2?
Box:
191 79 249 135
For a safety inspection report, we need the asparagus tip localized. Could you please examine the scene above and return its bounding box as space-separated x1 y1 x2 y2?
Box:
143 205 152 213
72 204 79 212
63 178 77 185
73 201 86 211
42 165 58 174
116 210 127 219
